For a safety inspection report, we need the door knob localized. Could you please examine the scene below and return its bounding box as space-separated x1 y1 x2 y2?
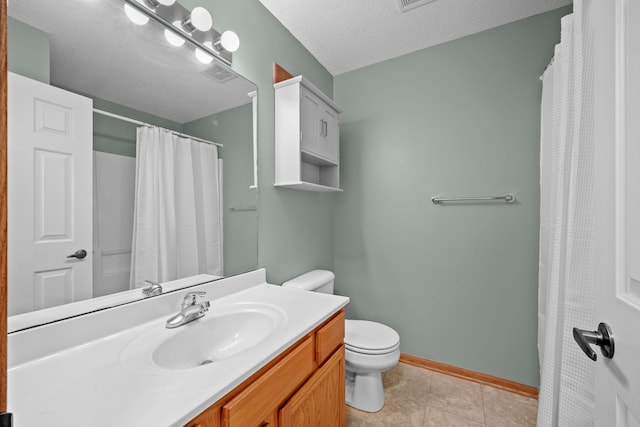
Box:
573 322 614 361
66 249 87 259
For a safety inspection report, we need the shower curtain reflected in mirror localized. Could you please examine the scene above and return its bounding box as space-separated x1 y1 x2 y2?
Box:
130 126 223 289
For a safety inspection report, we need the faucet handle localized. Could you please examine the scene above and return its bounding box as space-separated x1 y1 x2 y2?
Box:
182 291 207 308
142 280 162 297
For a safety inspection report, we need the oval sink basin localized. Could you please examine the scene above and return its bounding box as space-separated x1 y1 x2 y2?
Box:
121 302 287 371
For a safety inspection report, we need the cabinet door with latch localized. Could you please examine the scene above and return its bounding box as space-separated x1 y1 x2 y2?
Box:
279 347 345 427
221 337 315 427
300 86 323 159
319 105 339 164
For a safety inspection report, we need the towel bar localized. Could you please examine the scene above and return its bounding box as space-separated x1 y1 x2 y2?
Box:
431 194 515 204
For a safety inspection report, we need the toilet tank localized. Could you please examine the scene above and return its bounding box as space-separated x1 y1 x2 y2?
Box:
281 270 335 294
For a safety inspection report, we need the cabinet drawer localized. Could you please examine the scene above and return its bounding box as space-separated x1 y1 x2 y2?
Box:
315 310 345 365
222 336 315 427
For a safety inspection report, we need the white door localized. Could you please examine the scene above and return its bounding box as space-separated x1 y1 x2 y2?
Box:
588 0 640 423
8 72 93 316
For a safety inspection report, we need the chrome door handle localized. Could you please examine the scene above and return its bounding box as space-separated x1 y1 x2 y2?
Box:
573 322 614 361
66 249 87 259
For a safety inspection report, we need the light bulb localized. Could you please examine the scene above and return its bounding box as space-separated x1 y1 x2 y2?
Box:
164 27 185 47
182 6 212 33
195 42 214 64
219 30 240 52
124 4 149 25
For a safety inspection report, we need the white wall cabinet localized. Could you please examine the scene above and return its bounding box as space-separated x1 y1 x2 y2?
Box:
274 76 342 192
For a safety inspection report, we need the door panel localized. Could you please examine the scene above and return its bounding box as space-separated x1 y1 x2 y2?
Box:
8 72 93 316
300 87 321 157
616 395 640 427
320 106 338 163
34 268 73 309
35 150 73 241
593 0 640 423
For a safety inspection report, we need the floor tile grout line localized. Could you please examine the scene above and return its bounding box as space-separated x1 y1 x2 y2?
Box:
480 384 487 426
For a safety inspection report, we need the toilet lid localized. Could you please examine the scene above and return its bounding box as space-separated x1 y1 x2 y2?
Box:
345 320 400 354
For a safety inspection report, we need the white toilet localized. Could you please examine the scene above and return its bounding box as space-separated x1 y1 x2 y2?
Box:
282 270 400 412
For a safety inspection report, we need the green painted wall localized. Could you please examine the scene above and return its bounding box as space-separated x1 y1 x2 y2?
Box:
9 0 569 387
7 17 50 84
184 0 335 284
333 6 570 387
184 104 258 276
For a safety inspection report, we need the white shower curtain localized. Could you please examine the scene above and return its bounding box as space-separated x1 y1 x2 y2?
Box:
537 1 596 425
130 126 223 289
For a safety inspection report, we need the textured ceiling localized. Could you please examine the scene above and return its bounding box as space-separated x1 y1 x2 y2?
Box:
9 0 255 123
258 0 572 75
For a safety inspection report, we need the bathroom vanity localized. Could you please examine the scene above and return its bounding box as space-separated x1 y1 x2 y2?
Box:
187 310 345 427
7 270 349 426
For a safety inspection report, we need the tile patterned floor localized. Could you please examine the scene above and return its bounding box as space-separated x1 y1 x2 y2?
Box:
346 363 538 427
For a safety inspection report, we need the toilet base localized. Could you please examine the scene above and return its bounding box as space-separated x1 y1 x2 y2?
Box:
345 369 385 413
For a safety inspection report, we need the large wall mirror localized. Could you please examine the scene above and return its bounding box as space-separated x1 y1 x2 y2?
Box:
7 0 258 331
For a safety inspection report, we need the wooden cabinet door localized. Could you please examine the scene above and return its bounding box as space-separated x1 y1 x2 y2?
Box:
222 337 315 427
185 405 220 427
279 346 345 427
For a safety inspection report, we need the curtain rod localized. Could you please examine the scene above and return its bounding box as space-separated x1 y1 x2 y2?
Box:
92 108 223 148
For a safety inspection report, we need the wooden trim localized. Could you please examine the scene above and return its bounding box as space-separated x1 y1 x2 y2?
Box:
273 63 293 84
1 0 8 414
400 354 539 399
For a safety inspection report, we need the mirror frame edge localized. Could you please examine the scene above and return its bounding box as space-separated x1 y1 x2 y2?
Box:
1 0 8 414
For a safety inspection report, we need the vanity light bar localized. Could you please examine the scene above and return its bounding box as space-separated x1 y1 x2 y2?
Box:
120 0 236 66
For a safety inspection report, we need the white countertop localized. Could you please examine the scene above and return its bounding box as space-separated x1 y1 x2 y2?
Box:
7 271 349 426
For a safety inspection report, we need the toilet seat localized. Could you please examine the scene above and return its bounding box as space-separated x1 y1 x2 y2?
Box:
345 320 400 355
346 342 400 355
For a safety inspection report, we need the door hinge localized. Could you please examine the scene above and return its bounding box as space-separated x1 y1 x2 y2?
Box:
300 131 303 142
0 413 13 427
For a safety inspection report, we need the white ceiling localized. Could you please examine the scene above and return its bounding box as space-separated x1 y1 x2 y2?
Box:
9 0 255 123
258 0 572 76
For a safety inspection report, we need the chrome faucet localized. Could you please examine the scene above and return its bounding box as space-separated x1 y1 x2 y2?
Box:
165 291 210 329
142 280 162 297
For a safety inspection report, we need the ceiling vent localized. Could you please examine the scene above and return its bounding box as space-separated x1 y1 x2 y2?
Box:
397 0 438 12
200 63 237 83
